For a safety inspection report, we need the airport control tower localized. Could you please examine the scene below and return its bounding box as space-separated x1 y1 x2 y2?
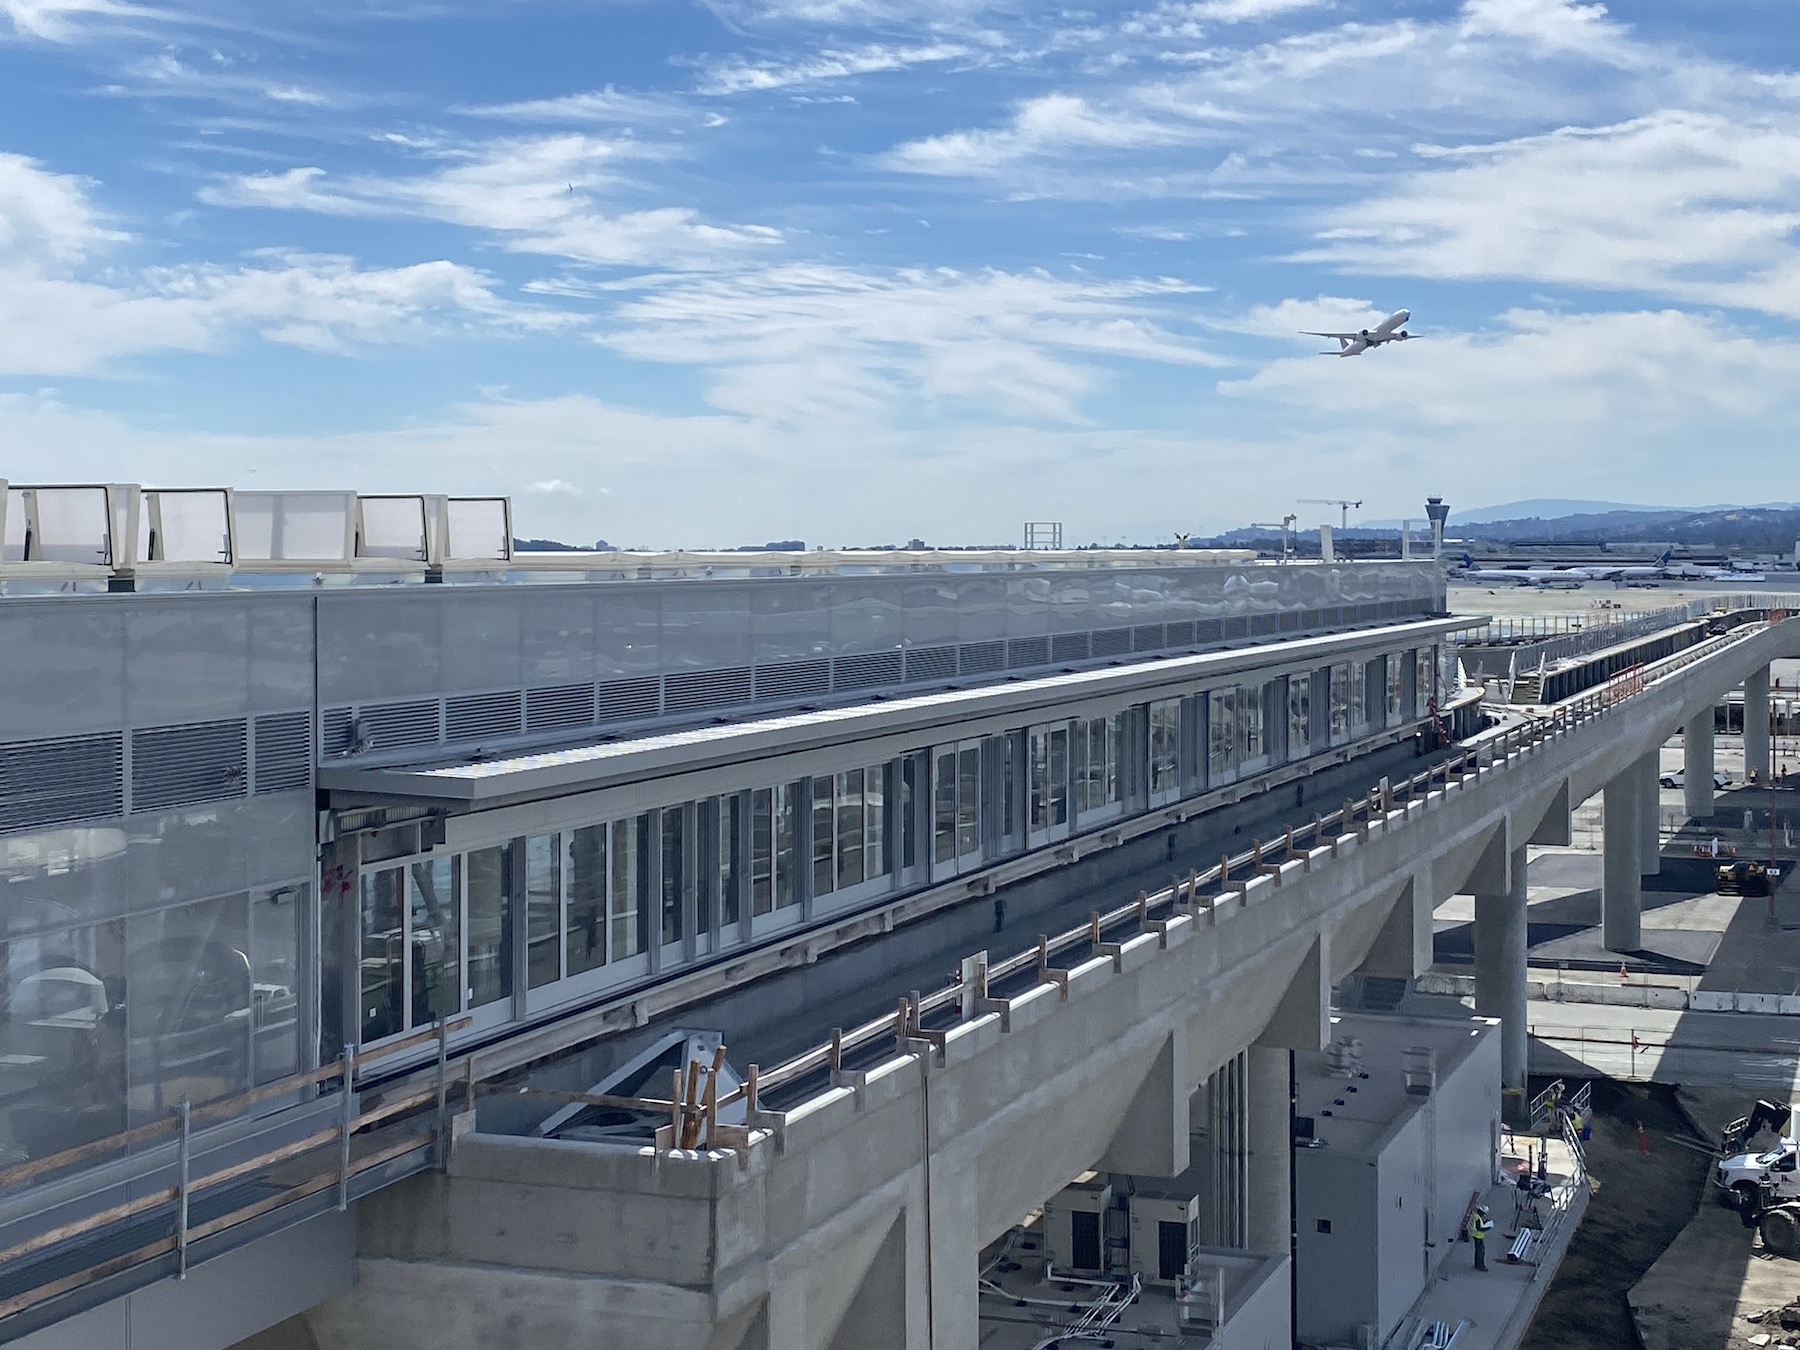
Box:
1425 496 1450 560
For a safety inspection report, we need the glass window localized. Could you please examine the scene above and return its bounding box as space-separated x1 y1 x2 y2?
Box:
526 835 560 989
1386 655 1406 725
1350 659 1370 732
564 826 606 976
999 734 1021 842
1049 729 1068 826
127 896 252 1119
661 807 685 946
775 783 801 909
466 845 512 1009
865 765 887 878
1029 730 1050 832
1330 664 1351 744
610 819 645 957
1240 685 1265 762
1288 676 1311 760
813 777 836 897
1208 687 1237 781
1416 647 1436 716
0 918 128 1155
358 868 405 1041
958 746 981 855
408 859 460 1027
901 755 919 870
720 796 744 930
250 885 301 1084
1150 699 1180 796
934 751 957 865
752 788 774 916
836 769 866 889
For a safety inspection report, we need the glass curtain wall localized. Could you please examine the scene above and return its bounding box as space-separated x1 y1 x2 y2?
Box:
1076 713 1125 821
1208 687 1238 784
1287 676 1311 762
1148 699 1181 806
1027 724 1070 845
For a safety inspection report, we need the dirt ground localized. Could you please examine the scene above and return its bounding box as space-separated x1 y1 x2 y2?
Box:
1520 1078 1712 1350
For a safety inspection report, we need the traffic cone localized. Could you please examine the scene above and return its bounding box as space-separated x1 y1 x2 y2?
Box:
1637 1121 1650 1156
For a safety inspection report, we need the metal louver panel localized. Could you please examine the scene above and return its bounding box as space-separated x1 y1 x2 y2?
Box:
1051 633 1090 663
958 640 1003 675
1167 620 1196 646
1222 617 1250 641
664 666 752 714
356 700 442 752
526 683 595 733
1251 613 1278 637
1091 627 1132 658
1132 624 1165 653
754 660 830 702
446 691 524 743
902 646 956 683
132 720 248 812
254 712 312 794
596 677 660 723
1196 619 1225 645
1006 636 1048 670
832 651 902 691
0 732 123 833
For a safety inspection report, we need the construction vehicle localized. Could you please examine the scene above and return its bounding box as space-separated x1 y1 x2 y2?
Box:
1735 1175 1800 1258
1722 1099 1795 1157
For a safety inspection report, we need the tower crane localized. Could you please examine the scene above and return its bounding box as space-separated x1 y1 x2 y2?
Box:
1298 498 1363 531
1247 515 1297 560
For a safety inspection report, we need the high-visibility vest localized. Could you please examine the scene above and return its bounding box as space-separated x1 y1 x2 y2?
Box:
1467 1213 1491 1240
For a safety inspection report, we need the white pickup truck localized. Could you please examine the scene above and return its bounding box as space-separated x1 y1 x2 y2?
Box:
1717 1141 1800 1206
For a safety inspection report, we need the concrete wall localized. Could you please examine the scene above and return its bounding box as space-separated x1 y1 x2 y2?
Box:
1294 1147 1374 1344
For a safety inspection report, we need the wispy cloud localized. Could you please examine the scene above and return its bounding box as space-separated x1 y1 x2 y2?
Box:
883 93 1217 177
695 41 973 94
203 136 782 268
1 0 138 41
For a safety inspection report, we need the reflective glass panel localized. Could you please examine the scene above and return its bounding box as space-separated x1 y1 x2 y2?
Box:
250 885 301 1083
526 835 560 989
358 869 405 1041
466 846 512 1009
813 778 836 897
564 826 606 976
752 789 774 916
127 896 252 1119
837 769 865 889
611 820 644 957
409 859 460 1025
957 746 980 855
865 765 887 878
775 784 800 909
933 752 957 865
661 807 685 946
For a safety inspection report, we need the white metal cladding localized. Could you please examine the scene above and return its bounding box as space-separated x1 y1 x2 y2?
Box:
130 719 248 811
0 732 123 831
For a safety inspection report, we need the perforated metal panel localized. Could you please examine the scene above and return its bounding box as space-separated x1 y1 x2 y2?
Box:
664 666 752 714
1132 624 1165 652
754 660 830 702
1167 620 1196 647
833 651 902 691
596 677 660 723
526 683 595 733
446 691 524 743
132 720 248 812
903 645 956 683
1250 613 1278 637
958 640 1004 675
1051 633 1090 663
0 732 123 833
1091 627 1132 658
253 712 312 793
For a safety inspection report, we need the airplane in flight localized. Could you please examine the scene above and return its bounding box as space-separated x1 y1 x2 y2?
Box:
1452 555 1584 589
1303 310 1414 357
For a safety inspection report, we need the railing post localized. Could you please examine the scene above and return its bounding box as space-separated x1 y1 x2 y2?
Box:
746 1064 760 1115
176 1098 191 1279
435 1016 450 1169
337 1045 356 1212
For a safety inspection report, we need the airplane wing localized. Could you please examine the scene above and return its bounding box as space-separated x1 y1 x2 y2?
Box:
1300 332 1358 339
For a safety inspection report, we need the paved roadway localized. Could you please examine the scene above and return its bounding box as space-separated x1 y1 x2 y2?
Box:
1528 1000 1800 1094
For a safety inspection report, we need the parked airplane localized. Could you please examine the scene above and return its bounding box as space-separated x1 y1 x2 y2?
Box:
1452 554 1584 589
1303 310 1414 357
1558 550 1674 582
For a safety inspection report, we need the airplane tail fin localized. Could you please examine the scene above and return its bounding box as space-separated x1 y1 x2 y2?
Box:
1459 552 1475 569
1657 548 1672 566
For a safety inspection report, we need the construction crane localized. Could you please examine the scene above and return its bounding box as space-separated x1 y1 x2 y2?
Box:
1298 498 1363 531
1247 515 1297 561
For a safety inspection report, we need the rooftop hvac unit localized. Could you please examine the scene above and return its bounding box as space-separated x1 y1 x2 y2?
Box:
1044 1177 1112 1275
1129 1191 1201 1287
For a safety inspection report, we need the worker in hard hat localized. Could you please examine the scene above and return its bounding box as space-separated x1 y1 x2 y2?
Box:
1466 1206 1493 1271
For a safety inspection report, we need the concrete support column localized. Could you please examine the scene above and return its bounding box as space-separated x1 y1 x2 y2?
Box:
1685 713 1716 819
1472 844 1529 1126
1244 1045 1291 1259
1603 770 1642 953
1747 666 1773 784
1638 751 1661 876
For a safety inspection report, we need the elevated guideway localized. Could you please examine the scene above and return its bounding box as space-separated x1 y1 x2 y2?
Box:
308 611 1800 1350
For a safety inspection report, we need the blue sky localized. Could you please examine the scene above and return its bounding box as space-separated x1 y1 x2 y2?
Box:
3 0 1800 546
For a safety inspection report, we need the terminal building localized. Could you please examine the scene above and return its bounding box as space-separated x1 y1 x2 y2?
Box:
0 481 1474 1349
